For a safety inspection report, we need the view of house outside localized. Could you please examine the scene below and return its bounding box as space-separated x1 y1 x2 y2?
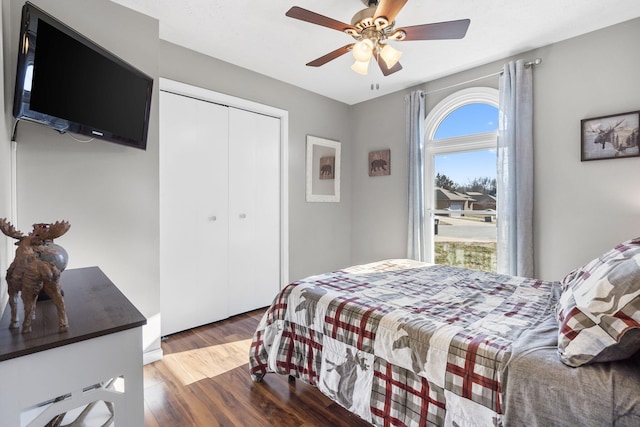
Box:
432 174 497 273
432 103 498 272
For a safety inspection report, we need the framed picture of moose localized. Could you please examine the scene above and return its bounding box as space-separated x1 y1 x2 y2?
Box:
581 111 640 161
369 149 391 176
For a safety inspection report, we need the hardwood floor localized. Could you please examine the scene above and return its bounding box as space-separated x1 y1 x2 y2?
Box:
144 309 372 426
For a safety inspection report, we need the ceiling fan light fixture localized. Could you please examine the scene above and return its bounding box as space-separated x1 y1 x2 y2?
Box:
380 43 402 68
352 38 374 62
285 3 470 77
351 59 369 75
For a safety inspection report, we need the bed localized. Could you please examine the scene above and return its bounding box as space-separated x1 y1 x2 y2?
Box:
249 239 640 426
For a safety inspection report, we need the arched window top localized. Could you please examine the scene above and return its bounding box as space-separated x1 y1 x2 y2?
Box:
425 87 499 142
434 103 498 140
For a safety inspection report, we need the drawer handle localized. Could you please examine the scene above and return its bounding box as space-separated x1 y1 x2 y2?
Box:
239 213 247 219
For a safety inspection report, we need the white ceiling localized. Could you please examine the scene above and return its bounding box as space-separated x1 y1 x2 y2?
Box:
111 0 640 105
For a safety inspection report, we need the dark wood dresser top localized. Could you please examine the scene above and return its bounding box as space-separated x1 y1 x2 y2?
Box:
0 266 147 362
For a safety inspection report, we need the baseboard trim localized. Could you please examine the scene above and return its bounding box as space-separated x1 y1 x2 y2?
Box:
143 348 163 365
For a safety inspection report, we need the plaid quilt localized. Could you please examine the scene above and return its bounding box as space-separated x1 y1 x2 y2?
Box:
250 260 558 426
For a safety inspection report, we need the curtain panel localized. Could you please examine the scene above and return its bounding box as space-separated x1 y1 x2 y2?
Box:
497 60 534 277
405 90 426 261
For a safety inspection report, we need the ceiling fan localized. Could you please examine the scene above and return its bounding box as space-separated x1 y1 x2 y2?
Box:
285 0 470 76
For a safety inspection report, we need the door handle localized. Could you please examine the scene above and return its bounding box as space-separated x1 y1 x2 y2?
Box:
208 216 217 222
239 213 247 219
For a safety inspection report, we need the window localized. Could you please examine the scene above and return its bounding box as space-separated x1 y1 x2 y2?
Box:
424 88 499 272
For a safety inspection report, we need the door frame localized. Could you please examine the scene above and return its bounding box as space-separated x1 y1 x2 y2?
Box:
159 78 289 288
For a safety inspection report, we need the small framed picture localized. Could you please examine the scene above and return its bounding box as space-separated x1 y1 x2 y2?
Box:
369 149 390 176
581 111 640 161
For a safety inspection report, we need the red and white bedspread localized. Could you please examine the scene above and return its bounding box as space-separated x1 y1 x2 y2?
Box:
249 259 558 426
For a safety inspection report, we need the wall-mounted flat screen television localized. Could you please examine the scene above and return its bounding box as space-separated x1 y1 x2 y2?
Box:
13 2 153 150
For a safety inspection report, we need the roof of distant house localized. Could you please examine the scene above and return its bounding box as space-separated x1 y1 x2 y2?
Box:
466 192 497 201
435 187 475 202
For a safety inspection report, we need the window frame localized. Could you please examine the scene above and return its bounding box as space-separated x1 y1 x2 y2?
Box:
423 87 499 263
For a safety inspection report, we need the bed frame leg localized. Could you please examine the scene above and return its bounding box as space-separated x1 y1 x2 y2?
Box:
288 375 296 383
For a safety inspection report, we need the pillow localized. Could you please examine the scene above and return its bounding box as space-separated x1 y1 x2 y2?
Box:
557 237 640 367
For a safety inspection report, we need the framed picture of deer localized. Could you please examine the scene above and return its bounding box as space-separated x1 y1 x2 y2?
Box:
369 149 391 176
581 111 640 161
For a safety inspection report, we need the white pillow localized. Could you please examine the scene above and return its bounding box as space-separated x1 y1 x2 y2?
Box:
557 238 640 367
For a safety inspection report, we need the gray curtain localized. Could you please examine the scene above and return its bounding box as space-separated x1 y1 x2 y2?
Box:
405 90 426 261
497 60 534 277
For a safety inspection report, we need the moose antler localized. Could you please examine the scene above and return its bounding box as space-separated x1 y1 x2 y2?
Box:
0 218 24 240
32 221 71 241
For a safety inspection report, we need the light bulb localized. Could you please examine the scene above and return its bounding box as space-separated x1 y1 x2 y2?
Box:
351 60 369 75
352 39 374 62
380 43 402 68
22 33 29 54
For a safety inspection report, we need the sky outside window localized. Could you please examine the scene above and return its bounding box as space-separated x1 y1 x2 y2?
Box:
433 103 498 185
435 150 496 185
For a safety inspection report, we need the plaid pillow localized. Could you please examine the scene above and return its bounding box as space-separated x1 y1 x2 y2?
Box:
557 237 640 367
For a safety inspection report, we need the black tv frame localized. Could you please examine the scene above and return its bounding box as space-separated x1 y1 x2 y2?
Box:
12 2 153 150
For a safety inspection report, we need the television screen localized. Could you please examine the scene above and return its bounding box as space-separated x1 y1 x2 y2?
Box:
13 2 153 150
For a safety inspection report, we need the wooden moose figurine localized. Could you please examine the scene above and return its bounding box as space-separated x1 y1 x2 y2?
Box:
0 218 71 334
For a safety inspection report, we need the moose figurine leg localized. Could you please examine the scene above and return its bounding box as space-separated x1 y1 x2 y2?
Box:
43 280 68 332
7 290 19 330
20 292 39 334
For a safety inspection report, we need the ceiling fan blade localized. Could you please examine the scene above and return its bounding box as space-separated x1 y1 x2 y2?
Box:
306 44 354 67
397 19 470 41
286 6 357 33
375 54 403 76
374 0 408 25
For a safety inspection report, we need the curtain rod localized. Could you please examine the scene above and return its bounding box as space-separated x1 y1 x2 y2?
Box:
424 58 542 96
524 58 543 68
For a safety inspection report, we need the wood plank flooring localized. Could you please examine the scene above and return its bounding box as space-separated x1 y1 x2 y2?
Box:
144 309 372 426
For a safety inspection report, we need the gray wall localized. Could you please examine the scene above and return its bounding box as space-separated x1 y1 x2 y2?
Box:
350 18 640 281
2 0 162 355
1 2 638 357
0 4 10 308
350 63 500 266
0 1 353 354
159 41 353 280
532 18 640 279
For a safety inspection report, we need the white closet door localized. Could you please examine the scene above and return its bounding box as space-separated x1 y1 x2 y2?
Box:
160 91 230 336
228 108 281 314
